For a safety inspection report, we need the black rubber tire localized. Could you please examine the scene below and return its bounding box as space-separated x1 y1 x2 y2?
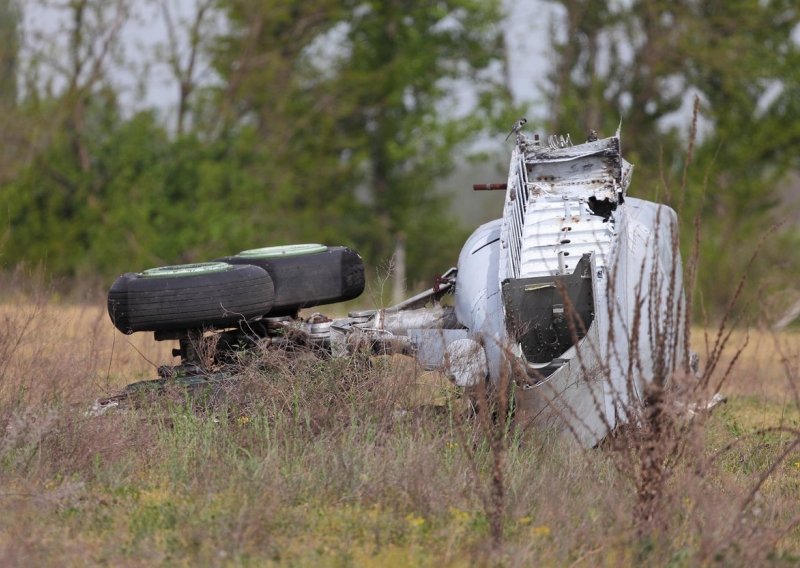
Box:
107 263 275 334
217 245 365 316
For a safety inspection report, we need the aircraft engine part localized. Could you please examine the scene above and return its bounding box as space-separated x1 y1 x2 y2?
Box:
444 338 488 387
454 219 508 381
501 254 595 364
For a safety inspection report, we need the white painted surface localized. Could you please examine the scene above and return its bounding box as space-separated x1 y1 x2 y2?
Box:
456 134 687 444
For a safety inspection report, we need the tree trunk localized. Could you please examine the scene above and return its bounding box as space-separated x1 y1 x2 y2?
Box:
392 232 406 305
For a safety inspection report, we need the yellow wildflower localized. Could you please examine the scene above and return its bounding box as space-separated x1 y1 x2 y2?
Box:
531 525 551 538
406 513 426 529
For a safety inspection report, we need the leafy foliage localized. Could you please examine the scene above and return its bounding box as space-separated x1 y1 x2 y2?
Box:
0 0 508 285
545 0 800 317
2 0 800 314
209 0 506 281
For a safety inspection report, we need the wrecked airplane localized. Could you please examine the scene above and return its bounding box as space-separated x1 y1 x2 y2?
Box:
101 129 689 446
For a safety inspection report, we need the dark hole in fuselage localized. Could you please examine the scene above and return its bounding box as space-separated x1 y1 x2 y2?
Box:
587 196 616 220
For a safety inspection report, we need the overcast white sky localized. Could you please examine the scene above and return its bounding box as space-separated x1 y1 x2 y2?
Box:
22 0 215 115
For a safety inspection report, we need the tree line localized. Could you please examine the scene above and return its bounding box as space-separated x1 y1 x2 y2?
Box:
1 0 798 318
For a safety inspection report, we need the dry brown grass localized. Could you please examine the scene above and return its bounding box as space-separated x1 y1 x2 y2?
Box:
0 296 799 566
0 301 172 404
696 326 800 400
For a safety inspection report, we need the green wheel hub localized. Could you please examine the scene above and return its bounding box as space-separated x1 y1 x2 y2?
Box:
139 262 233 278
235 244 328 259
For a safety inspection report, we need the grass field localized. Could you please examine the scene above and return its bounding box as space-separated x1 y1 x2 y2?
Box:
1 293 800 566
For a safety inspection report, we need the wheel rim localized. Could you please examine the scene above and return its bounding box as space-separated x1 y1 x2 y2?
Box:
236 244 328 259
140 262 233 278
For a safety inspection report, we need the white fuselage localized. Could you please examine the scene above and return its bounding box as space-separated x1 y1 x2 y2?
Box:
454 135 687 445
